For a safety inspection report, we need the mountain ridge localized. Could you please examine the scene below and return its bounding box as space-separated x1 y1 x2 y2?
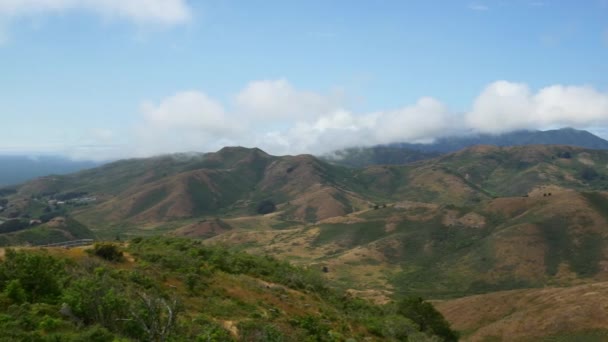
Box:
4 143 608 303
324 127 608 168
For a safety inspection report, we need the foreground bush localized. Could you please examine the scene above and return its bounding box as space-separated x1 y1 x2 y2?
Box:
90 242 124 262
0 237 457 341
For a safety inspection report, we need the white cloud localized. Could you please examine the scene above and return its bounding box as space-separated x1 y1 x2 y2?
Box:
141 91 231 132
0 0 191 25
56 79 608 160
466 81 608 134
133 91 244 157
373 97 454 144
252 98 455 156
119 85 455 158
235 79 343 121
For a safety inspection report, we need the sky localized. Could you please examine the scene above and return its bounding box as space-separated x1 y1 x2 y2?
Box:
0 0 607 161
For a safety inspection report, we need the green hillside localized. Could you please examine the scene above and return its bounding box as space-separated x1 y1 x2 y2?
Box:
0 237 456 341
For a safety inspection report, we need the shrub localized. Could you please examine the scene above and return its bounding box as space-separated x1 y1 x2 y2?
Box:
290 315 330 340
398 297 459 342
3 280 27 304
91 243 124 262
0 250 66 303
38 315 61 332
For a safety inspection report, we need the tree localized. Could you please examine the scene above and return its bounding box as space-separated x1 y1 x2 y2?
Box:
398 297 459 342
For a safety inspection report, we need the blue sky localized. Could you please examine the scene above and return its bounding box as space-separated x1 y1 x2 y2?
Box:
1 0 607 160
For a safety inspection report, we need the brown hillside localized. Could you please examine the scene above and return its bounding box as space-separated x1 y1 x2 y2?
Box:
436 282 608 341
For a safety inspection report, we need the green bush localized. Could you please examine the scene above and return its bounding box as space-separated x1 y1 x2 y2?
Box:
3 279 27 304
290 315 331 340
91 243 124 262
398 297 459 342
0 249 66 303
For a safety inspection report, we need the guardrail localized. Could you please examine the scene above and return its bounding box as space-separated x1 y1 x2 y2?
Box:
36 239 95 248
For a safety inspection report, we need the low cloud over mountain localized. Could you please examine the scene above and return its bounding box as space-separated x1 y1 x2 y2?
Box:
76 79 607 161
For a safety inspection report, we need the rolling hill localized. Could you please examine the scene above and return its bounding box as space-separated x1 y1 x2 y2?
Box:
5 144 608 339
3 145 608 297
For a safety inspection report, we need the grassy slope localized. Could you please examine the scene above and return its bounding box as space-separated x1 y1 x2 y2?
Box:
435 282 608 341
211 188 608 300
0 237 449 341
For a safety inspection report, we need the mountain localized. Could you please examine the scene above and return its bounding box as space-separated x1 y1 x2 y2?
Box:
325 128 608 168
0 155 99 186
4 145 608 296
399 128 608 153
5 145 608 339
1 147 370 233
204 145 608 298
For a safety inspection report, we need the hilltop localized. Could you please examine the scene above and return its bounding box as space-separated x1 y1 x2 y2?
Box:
399 128 608 153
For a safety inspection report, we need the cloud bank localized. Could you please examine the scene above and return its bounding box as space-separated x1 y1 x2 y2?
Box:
0 0 191 25
467 81 608 133
63 79 608 160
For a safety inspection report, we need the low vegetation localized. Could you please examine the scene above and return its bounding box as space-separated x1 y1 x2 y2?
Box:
0 237 457 341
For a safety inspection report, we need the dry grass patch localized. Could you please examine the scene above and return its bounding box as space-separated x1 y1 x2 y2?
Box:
436 282 608 341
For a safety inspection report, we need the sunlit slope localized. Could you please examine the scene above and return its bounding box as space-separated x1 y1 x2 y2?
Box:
210 188 608 299
435 281 608 341
10 147 370 228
